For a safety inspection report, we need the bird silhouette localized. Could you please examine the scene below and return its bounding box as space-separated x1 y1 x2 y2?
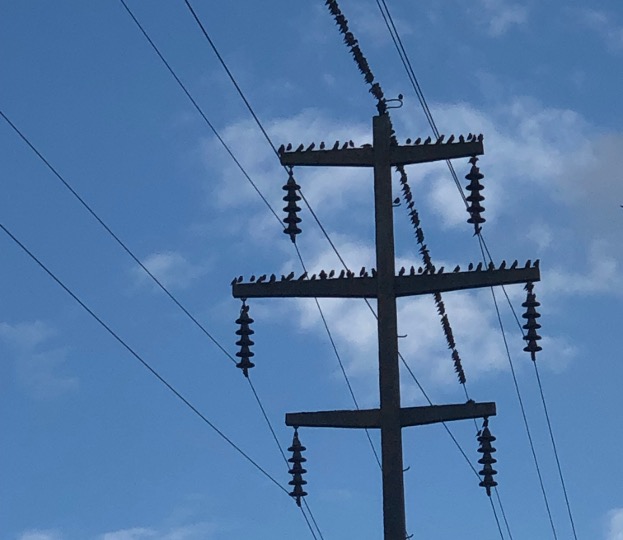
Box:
499 261 506 270
453 265 460 272
447 135 455 144
298 272 308 280
237 276 243 283
349 140 354 148
342 142 349 149
286 271 295 280
319 270 327 279
230 277 237 286
278 145 285 153
306 143 315 151
436 135 445 144
310 274 317 280
339 270 346 279
410 266 416 275
437 266 444 274
269 274 276 283
286 143 292 151
406 138 412 145
510 260 518 269
258 274 267 283
424 136 432 144
414 137 421 145
332 141 340 150
398 267 406 276
296 144 304 152
534 259 540 268
320 141 325 150
359 267 366 277
250 275 256 282
468 263 474 271
525 259 531 268
458 135 465 143
328 269 335 278
476 263 483 271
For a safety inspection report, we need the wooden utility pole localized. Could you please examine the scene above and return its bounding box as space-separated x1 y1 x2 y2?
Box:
232 113 540 540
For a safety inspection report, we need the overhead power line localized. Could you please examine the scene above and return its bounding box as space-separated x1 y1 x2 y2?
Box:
0 219 287 497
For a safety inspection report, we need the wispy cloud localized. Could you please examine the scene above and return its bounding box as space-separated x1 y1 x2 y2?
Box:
607 507 623 540
134 251 208 290
0 321 78 399
18 531 62 540
579 9 623 53
98 522 216 540
474 0 529 36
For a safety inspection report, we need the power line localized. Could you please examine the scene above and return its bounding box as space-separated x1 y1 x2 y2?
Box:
0 108 236 365
0 219 288 497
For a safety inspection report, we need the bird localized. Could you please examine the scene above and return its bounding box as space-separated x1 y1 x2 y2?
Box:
250 275 256 282
286 143 292 151
488 262 495 270
406 138 412 145
347 270 355 278
298 272 308 280
342 142 349 149
468 263 474 271
477 134 484 142
510 260 518 269
278 144 285 153
447 135 455 144
534 259 540 268
310 274 317 280
230 277 237 286
332 141 340 150
306 142 315 151
320 141 325 150
499 261 506 270
349 140 354 148
286 271 295 280
424 136 431 144
398 267 406 276
360 266 366 277
328 269 335 278
414 137 421 145
296 143 304 152
371 268 377 277
319 270 327 279
436 135 445 144
476 263 483 271
257 274 267 283
410 266 416 275
458 135 465 143
269 274 276 282
418 267 424 274
237 276 243 283
437 266 444 274
467 133 473 141
525 259 531 268
339 269 346 279
453 265 460 272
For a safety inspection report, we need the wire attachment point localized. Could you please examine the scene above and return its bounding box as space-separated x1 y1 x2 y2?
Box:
235 301 255 376
477 418 498 496
288 428 308 506
282 169 302 243
465 156 486 234
522 281 542 361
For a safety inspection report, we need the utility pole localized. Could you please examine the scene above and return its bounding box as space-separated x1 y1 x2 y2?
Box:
232 112 540 540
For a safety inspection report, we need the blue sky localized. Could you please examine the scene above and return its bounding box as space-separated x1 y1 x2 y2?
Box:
1 1 622 539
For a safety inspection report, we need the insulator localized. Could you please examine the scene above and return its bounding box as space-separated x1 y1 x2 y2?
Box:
235 302 255 377
477 418 498 496
465 156 485 233
287 429 308 506
282 170 302 242
522 282 542 361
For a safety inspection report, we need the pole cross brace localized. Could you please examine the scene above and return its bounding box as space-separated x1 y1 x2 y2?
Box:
286 400 496 429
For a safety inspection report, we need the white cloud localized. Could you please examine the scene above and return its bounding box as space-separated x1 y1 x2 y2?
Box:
136 251 208 290
607 508 623 540
0 321 78 399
